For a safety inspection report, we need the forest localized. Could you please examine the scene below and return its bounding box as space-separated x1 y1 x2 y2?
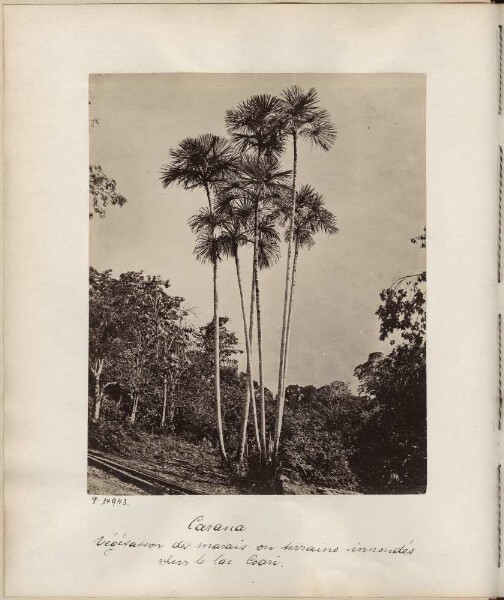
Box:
89 85 426 494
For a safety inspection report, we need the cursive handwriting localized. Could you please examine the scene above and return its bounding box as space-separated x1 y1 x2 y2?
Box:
94 534 164 556
187 515 246 532
346 541 415 555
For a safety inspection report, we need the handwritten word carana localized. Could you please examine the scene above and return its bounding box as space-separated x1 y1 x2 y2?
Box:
187 515 246 532
94 534 164 556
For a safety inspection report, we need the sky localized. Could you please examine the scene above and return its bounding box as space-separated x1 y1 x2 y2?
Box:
89 73 425 392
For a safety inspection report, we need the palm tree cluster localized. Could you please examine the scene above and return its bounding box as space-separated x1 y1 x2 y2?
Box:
160 86 338 471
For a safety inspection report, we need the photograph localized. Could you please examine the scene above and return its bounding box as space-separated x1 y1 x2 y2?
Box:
88 73 426 496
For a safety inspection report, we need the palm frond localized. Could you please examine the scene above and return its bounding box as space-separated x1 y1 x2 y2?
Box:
188 207 222 235
257 236 281 269
160 134 237 191
218 231 239 259
193 231 222 264
237 154 292 193
299 109 337 151
281 183 339 247
256 216 281 269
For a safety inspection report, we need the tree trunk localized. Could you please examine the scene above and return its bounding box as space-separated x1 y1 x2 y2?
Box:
161 375 168 428
205 184 227 462
274 132 298 461
168 383 176 433
255 268 267 460
281 240 300 414
249 203 261 451
130 391 138 424
213 260 228 461
93 372 102 422
236 252 259 463
238 228 261 460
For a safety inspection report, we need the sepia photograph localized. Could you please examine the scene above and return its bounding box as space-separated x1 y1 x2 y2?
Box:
88 73 426 496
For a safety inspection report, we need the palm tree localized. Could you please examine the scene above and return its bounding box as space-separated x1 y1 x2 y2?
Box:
224 155 290 460
226 96 286 460
215 192 261 456
217 197 264 459
254 213 281 461
274 87 337 462
161 134 236 461
275 185 338 392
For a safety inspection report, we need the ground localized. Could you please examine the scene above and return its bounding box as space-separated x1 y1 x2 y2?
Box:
87 432 331 495
88 465 147 495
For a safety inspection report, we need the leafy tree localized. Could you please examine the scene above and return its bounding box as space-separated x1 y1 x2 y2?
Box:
111 273 182 424
376 227 426 346
89 165 127 219
280 381 363 490
89 268 121 421
159 322 194 431
353 230 426 493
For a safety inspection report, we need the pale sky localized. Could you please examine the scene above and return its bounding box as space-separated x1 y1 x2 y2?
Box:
89 73 425 392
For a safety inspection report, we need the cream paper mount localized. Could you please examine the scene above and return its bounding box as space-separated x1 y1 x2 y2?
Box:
3 3 501 598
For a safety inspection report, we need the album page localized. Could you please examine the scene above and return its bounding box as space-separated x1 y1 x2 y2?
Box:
3 3 501 597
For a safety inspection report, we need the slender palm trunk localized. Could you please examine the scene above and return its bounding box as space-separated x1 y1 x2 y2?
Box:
236 251 258 462
281 240 300 403
238 232 261 459
255 269 267 459
213 260 228 461
250 202 262 452
274 132 298 460
161 374 168 428
205 184 228 462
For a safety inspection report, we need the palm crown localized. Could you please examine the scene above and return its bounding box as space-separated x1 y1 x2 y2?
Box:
280 86 337 151
215 193 281 269
275 184 338 248
226 94 286 159
160 134 237 199
225 154 291 200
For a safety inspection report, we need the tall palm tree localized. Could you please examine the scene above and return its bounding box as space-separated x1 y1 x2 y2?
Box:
275 185 338 391
161 134 236 461
254 214 281 461
274 87 337 462
225 155 290 460
196 198 262 460
214 191 261 456
226 96 286 460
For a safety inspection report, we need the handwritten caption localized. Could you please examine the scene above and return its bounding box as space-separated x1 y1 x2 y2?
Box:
93 514 416 568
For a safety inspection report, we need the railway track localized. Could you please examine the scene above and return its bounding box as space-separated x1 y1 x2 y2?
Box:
88 449 204 495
